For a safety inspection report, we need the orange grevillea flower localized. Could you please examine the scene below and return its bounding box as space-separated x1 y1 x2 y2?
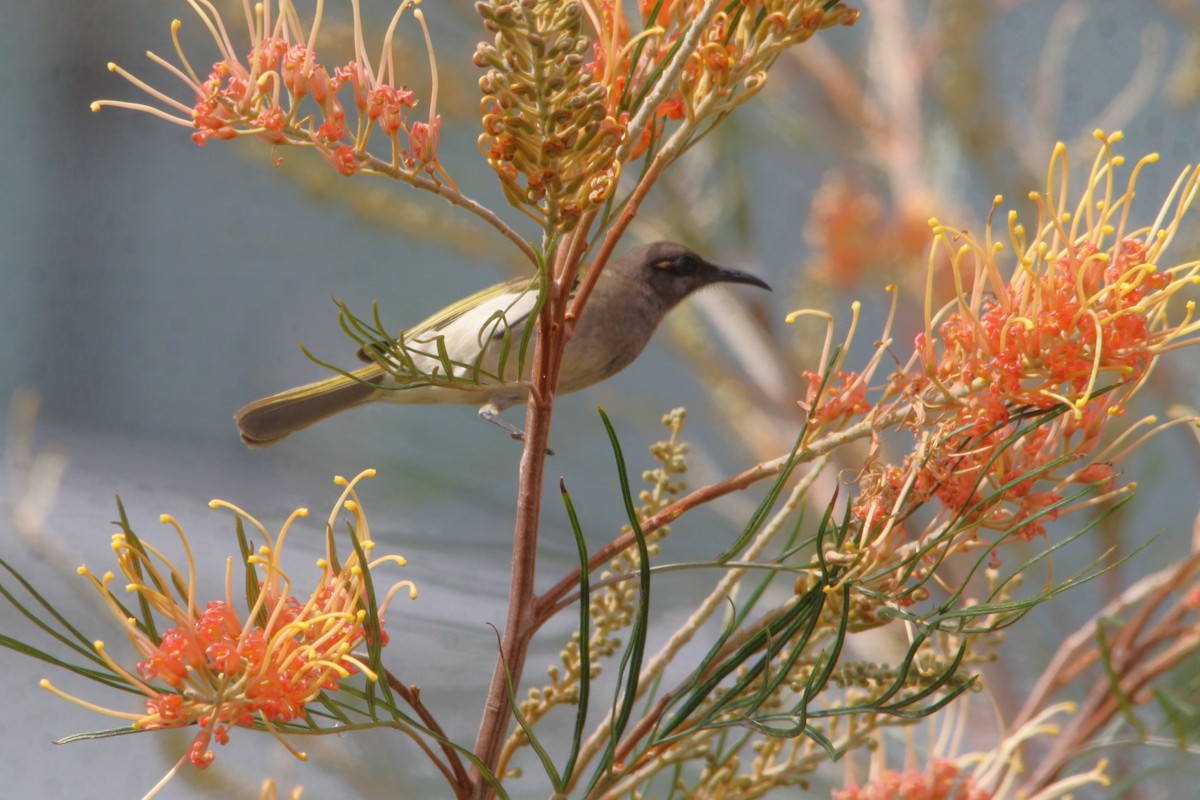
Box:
41 470 416 797
92 0 443 176
586 0 857 109
894 131 1200 540
833 758 992 800
831 703 1110 800
794 132 1199 594
919 131 1200 421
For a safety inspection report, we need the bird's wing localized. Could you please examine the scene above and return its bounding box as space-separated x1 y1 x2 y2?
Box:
383 274 543 386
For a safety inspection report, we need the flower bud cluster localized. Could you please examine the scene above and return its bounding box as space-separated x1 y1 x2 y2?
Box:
475 0 623 231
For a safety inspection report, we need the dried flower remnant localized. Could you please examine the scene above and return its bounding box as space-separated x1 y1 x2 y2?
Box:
92 1 445 180
40 470 416 797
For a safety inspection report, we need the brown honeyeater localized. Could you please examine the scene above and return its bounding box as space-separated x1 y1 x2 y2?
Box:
234 241 770 446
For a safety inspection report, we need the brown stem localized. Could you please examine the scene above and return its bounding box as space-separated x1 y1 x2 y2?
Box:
385 670 472 797
470 245 577 798
1013 550 1200 791
1012 549 1200 732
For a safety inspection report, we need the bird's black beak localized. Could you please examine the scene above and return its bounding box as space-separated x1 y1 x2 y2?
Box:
710 264 772 292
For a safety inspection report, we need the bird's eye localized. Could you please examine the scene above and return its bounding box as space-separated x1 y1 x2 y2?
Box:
653 255 698 274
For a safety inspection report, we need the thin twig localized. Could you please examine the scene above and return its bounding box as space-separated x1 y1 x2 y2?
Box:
535 397 924 623
562 462 824 791
385 669 472 797
360 151 539 265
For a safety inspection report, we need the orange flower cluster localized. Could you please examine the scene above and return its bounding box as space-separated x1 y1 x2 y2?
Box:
583 0 857 157
43 470 415 781
833 758 991 800
803 175 935 291
94 1 441 176
815 132 1200 587
801 368 872 427
897 133 1199 542
135 585 380 770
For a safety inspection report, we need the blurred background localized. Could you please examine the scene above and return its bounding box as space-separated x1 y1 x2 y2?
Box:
3 1 1200 797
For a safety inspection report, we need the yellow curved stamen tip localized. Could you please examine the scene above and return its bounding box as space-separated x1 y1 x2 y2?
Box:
345 500 358 511
76 565 87 575
1054 141 1067 155
334 475 348 486
160 514 174 524
296 508 309 517
89 102 102 112
208 499 221 508
363 468 377 478
409 586 419 599
106 62 117 71
993 194 1003 205
39 679 52 689
171 19 181 32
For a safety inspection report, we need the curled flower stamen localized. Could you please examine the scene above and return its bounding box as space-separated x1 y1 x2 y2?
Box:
44 469 416 793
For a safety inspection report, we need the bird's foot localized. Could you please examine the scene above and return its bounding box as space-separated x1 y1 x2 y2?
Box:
479 405 554 455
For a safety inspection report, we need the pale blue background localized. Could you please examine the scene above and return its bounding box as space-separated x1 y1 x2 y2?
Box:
3 2 1199 798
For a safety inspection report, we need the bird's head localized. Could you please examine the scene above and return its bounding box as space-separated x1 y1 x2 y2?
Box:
614 241 772 308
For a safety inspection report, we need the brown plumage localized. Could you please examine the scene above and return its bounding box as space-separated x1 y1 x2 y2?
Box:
234 242 770 446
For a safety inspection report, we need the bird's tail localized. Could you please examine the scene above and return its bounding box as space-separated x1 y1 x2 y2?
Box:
235 369 382 447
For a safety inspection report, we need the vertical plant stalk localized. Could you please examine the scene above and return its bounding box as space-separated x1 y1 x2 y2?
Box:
470 2 858 791
472 245 574 797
